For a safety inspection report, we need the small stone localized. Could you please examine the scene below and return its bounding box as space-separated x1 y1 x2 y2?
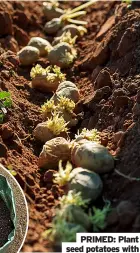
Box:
94 69 112 90
13 10 29 30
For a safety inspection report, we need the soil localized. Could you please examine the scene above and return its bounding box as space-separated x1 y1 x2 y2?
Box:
0 197 14 248
0 0 140 252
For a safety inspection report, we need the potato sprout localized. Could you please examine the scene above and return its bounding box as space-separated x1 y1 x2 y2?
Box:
33 113 68 142
75 128 100 143
30 64 66 92
53 160 73 186
41 99 56 116
38 137 71 168
53 31 77 46
46 113 68 136
58 96 75 113
59 190 90 208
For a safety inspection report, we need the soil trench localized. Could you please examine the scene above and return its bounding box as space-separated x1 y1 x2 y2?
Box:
0 1 140 252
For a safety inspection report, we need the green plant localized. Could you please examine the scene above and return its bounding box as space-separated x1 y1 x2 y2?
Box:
89 202 111 232
46 113 68 135
53 160 73 186
42 215 85 243
75 128 100 142
59 190 90 207
0 91 12 123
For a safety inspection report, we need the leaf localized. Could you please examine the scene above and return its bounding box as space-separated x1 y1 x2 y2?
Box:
0 91 11 99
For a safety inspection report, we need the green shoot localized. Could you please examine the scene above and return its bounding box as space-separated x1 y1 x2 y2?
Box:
42 215 82 243
0 91 12 123
53 160 73 186
59 190 90 208
89 202 111 232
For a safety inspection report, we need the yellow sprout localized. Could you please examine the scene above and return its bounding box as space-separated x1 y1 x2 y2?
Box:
59 190 89 207
46 113 68 135
30 64 46 79
53 160 73 186
60 31 77 45
60 51 77 65
75 128 100 143
78 26 87 36
41 99 56 114
53 65 66 80
58 96 75 113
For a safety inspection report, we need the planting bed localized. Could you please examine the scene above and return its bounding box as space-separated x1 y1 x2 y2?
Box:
1 0 140 252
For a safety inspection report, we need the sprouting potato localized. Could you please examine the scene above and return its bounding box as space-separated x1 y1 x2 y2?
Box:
44 18 62 35
38 137 71 168
68 167 103 201
43 2 64 21
30 64 66 92
52 81 80 103
47 42 77 68
17 46 40 66
71 141 114 174
59 204 91 230
28 37 53 56
33 113 68 143
56 24 87 38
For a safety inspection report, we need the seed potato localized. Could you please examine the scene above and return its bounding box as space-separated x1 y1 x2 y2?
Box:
48 42 77 68
57 24 85 38
71 141 114 174
52 81 80 103
18 46 40 66
68 167 103 201
38 137 71 168
31 74 61 92
44 18 62 35
28 37 52 56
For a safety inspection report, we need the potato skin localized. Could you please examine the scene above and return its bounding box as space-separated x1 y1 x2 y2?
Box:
48 42 76 68
68 167 103 201
52 81 80 103
33 122 55 143
44 18 62 35
28 37 52 56
18 46 40 66
31 74 61 92
38 137 71 168
71 141 114 174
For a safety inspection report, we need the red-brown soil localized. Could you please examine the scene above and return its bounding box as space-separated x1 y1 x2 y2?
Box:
1 1 140 252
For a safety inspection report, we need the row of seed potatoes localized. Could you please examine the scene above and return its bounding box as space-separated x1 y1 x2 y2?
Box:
17 0 115 248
